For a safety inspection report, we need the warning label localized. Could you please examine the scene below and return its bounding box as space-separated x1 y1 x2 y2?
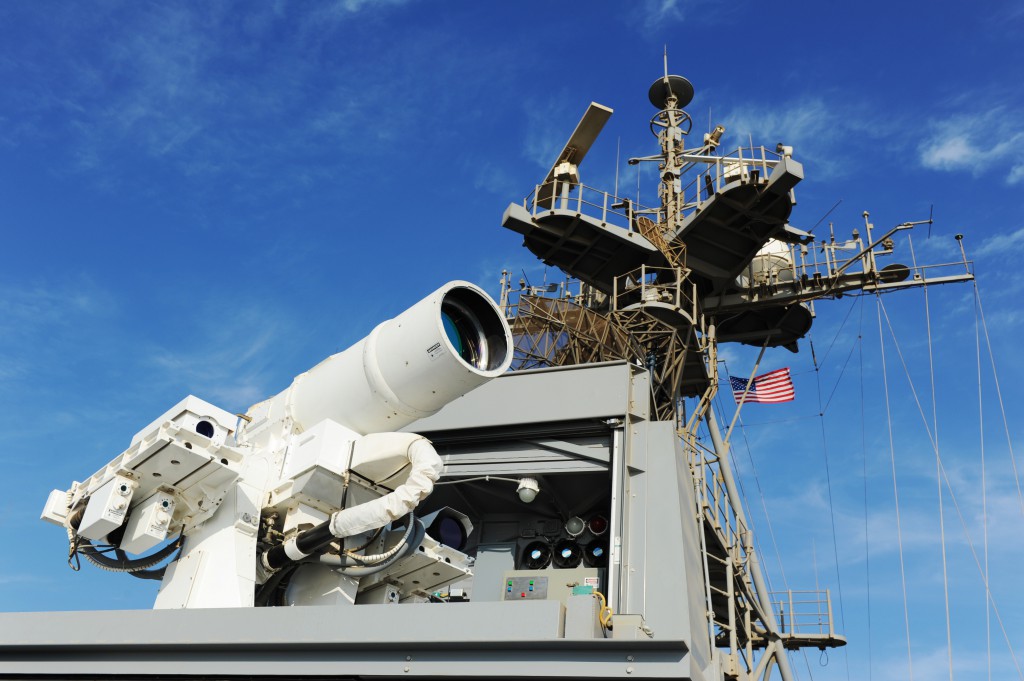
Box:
426 342 444 360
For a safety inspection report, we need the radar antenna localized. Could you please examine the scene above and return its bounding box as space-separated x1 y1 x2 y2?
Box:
534 103 613 210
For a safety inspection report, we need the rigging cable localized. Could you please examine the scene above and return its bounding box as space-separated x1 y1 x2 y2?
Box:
878 297 1024 680
875 294 915 681
972 281 1024 515
808 300 857 681
809 348 851 681
975 285 992 681
912 236 955 681
857 295 873 681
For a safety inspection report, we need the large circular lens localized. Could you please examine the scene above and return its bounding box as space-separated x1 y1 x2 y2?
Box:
440 300 484 368
438 287 510 372
441 311 465 356
436 517 467 550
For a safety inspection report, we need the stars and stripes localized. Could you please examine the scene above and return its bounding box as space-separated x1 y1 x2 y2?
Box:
730 368 795 404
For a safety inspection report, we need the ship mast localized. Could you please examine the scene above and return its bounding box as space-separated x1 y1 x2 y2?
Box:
499 57 973 679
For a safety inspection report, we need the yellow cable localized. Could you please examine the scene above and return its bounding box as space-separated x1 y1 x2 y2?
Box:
594 590 613 629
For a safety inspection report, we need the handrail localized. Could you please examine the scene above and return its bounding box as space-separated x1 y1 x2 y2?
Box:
523 181 661 234
668 145 784 226
769 589 836 637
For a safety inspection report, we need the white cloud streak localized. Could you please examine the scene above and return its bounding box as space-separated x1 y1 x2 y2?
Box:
918 107 1024 185
722 96 893 178
974 226 1024 259
641 0 684 28
0 2 438 201
147 305 290 412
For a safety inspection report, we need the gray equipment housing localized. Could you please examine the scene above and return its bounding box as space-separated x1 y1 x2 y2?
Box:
0 362 717 680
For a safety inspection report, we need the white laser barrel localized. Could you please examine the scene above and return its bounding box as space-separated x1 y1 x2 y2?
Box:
273 281 512 435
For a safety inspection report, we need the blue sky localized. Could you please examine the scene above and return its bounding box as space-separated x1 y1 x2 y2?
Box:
1 2 1022 679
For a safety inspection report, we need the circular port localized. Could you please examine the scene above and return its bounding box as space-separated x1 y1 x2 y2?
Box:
196 420 215 438
440 288 510 372
427 515 468 551
520 541 552 570
587 515 609 536
564 516 586 537
552 539 583 569
583 540 609 567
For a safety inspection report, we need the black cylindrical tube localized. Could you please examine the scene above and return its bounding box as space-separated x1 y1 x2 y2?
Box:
263 520 337 571
296 522 336 554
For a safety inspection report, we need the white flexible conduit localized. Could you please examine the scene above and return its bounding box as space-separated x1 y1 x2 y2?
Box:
330 433 443 539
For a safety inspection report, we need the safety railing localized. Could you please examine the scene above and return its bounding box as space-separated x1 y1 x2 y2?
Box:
669 146 786 223
684 433 749 564
610 265 698 321
734 237 975 297
770 589 836 638
523 181 661 233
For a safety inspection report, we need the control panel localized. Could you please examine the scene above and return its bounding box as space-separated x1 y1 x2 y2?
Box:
503 575 549 600
502 567 602 605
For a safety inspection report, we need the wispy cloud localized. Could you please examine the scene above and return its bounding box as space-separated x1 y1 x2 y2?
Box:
974 226 1024 259
0 279 117 384
640 0 684 28
918 107 1024 185
633 0 727 31
521 94 578 170
722 96 893 178
147 305 289 412
0 2 436 202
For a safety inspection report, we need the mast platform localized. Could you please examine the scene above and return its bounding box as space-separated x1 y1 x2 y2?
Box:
502 194 663 294
668 156 803 290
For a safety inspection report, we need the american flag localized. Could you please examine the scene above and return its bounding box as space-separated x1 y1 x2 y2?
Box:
730 368 795 404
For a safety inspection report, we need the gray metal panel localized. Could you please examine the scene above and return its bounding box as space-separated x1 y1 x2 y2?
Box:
621 421 712 671
440 437 610 476
472 543 516 602
0 602 566 647
0 602 697 679
407 362 637 433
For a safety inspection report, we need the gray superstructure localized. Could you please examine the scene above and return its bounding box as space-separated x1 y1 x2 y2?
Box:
0 69 974 680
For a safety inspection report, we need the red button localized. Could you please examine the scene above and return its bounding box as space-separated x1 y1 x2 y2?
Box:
520 592 526 598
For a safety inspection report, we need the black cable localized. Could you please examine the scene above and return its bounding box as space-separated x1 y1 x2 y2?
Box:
254 564 298 607
119 540 185 581
67 535 82 571
77 535 183 573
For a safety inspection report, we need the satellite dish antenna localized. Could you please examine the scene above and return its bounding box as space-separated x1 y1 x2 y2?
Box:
535 102 613 210
648 75 694 110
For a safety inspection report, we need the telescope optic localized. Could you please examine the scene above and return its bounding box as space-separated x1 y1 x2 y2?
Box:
439 288 509 372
